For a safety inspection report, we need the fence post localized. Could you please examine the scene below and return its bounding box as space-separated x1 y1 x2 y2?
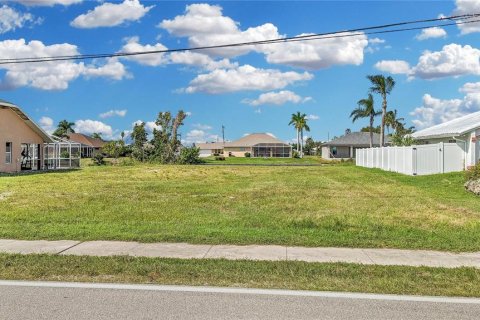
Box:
412 146 417 175
439 142 444 174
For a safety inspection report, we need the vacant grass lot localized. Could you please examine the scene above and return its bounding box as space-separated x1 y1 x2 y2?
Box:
0 163 479 251
202 155 337 165
1 254 480 297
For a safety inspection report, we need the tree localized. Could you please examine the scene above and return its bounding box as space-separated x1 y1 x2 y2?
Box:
289 112 309 157
53 120 75 138
103 140 125 163
91 133 102 140
304 137 316 156
385 109 405 134
151 110 188 163
131 122 148 161
350 93 381 148
367 75 395 147
289 112 302 155
120 131 125 142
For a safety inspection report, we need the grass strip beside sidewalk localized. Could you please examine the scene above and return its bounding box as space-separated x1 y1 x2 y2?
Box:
1 253 479 297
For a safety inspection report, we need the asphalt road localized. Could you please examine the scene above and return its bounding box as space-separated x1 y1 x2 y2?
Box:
0 281 479 320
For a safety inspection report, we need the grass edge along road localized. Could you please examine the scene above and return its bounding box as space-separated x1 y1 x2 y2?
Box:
1 253 479 298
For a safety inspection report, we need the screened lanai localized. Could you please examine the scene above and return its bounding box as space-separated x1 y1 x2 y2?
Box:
252 143 292 158
43 137 81 170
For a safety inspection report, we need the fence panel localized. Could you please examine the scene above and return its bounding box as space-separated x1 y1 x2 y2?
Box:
355 142 464 176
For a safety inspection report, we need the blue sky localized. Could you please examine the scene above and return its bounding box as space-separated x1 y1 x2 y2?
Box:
0 0 479 144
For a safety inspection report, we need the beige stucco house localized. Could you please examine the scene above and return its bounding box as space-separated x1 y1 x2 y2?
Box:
0 99 54 173
1 99 81 173
197 133 292 158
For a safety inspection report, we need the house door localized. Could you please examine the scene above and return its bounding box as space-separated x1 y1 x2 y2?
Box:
20 143 32 170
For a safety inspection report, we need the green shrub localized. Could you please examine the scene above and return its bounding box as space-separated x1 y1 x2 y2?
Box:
178 146 203 164
215 156 226 161
293 151 300 158
466 161 480 181
119 157 136 166
92 153 106 166
244 152 251 158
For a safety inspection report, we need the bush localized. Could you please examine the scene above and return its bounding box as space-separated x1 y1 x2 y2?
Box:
92 153 106 166
178 146 203 164
119 157 136 166
215 156 226 161
466 161 480 181
244 152 251 158
213 153 220 157
293 151 300 158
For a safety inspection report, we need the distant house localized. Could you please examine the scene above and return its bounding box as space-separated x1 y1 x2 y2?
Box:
322 132 386 159
68 133 106 158
1 99 80 173
196 142 224 158
197 133 292 158
412 111 480 169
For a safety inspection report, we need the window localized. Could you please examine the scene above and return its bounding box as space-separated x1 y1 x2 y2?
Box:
5 142 12 164
332 147 337 155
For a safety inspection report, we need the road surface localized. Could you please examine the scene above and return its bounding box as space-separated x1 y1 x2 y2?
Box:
0 281 479 319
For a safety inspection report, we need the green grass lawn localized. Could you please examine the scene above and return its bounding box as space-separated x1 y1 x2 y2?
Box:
1 254 480 297
202 155 339 165
0 163 479 251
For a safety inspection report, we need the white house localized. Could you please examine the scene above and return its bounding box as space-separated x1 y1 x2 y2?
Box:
412 111 480 169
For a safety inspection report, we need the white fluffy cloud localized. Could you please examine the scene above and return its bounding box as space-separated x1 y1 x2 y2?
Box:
453 0 480 34
375 44 480 79
263 32 368 70
133 120 160 133
120 37 168 66
306 114 319 120
184 64 313 94
0 5 40 34
243 90 312 106
415 27 447 40
183 129 219 144
0 39 128 90
460 81 480 93
71 0 153 28
159 3 368 70
374 60 412 75
99 109 127 119
38 116 54 133
14 0 82 6
410 85 480 128
74 119 114 137
169 51 237 71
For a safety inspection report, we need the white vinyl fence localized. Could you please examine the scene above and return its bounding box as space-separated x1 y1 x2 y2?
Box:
356 142 465 175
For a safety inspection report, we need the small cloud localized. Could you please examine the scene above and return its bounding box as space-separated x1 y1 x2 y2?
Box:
192 123 212 130
415 27 447 41
306 114 319 120
39 116 54 133
99 109 127 119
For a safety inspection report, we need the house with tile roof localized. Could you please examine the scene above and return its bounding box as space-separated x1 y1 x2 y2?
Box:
67 133 106 158
196 133 292 158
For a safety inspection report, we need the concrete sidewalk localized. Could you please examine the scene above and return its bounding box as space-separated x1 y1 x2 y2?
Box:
1 239 479 269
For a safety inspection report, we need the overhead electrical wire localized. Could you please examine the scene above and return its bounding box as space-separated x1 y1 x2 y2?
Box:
0 13 478 65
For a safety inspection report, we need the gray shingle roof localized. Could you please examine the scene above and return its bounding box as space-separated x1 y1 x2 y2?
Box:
323 132 385 146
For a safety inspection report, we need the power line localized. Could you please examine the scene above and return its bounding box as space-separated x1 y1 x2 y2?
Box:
0 13 478 65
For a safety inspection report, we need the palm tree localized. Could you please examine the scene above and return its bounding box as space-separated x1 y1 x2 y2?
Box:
385 109 405 134
91 133 102 140
367 75 395 147
350 93 381 148
289 112 303 155
298 115 310 157
53 120 75 138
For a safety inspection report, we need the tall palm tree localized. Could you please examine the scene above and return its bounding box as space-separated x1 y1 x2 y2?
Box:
367 75 395 147
53 120 75 138
350 93 380 148
298 115 310 157
289 112 303 154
